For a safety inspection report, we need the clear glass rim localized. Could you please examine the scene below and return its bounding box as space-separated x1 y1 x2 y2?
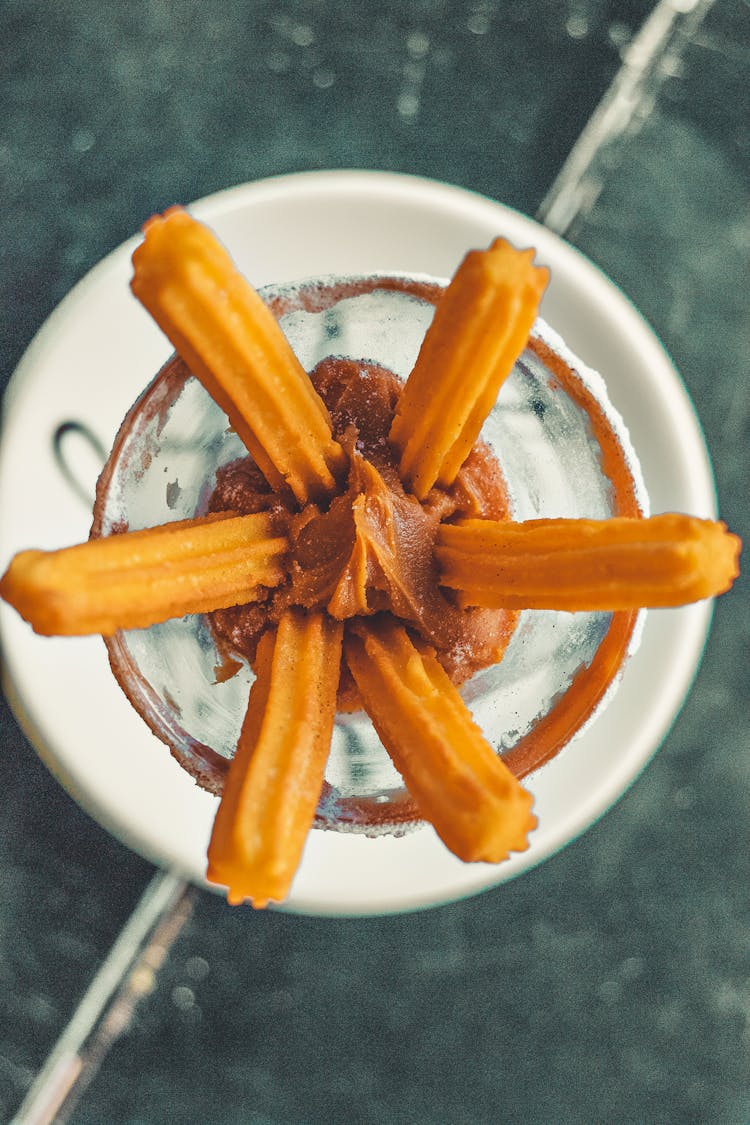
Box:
93 272 645 833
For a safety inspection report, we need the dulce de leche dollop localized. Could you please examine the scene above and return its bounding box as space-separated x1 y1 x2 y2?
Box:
208 356 518 705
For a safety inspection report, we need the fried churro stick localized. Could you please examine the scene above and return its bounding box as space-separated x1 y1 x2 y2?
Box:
0 512 287 636
131 208 347 504
206 609 342 907
436 514 741 610
344 616 536 863
390 238 549 499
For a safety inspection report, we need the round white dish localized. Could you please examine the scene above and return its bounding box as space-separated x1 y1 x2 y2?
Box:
0 171 716 915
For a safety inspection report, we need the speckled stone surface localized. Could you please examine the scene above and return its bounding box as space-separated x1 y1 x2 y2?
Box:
1 2 748 1123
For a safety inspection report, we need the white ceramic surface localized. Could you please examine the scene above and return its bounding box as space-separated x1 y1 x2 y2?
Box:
0 171 716 915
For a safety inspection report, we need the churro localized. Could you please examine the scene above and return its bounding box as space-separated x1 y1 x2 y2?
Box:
436 514 741 610
390 237 548 498
206 610 342 907
345 616 536 863
131 208 347 504
0 512 287 636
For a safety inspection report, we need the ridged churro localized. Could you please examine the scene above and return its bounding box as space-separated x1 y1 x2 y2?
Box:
390 237 548 499
206 610 342 907
131 208 347 504
0 512 287 636
344 616 536 863
436 514 741 610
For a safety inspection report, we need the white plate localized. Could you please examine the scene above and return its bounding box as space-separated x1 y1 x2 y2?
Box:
0 171 716 915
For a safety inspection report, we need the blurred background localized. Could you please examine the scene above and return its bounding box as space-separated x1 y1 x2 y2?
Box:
1 1 748 1122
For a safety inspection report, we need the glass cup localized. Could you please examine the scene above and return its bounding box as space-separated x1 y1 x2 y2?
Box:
92 273 647 836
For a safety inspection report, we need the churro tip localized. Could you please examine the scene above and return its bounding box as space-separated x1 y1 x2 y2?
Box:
489 237 533 259
209 877 268 909
140 204 188 235
485 237 550 293
132 207 194 278
208 864 285 910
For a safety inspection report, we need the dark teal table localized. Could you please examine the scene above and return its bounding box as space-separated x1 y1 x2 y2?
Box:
1 3 747 1122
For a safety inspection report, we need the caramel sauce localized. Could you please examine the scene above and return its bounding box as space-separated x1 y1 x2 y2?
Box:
209 357 518 708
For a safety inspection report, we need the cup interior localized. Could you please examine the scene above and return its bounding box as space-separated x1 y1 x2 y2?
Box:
93 274 646 833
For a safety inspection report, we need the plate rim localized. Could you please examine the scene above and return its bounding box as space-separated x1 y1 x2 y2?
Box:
0 169 717 915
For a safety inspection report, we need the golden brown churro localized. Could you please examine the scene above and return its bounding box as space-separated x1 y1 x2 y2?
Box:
131 208 347 504
206 610 342 908
345 616 536 863
390 237 549 499
0 512 288 636
436 514 741 610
